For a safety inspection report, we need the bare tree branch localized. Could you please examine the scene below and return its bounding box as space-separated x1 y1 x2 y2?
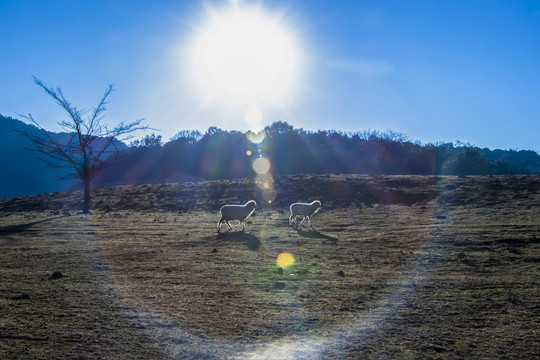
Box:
21 77 149 213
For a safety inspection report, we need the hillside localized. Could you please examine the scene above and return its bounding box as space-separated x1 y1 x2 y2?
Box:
2 174 431 212
1 175 538 358
1 173 538 213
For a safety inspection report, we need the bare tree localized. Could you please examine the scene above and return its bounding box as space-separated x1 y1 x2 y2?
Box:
21 77 148 213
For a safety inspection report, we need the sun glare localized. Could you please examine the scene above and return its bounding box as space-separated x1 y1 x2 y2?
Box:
187 5 302 108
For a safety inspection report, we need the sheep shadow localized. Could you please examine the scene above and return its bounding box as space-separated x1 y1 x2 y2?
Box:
216 231 261 251
295 227 338 242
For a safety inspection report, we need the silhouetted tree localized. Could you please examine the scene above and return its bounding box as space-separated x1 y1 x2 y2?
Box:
492 159 525 175
130 133 163 148
21 77 147 213
170 129 202 142
440 147 493 175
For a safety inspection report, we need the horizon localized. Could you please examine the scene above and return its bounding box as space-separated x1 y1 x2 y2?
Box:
1 0 539 152
3 114 538 154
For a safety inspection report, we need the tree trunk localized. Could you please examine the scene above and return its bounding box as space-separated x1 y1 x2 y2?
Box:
83 176 91 214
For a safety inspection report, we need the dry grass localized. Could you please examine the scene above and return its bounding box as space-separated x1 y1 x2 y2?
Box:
0 175 539 359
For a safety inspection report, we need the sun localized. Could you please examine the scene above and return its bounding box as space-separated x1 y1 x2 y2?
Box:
186 4 302 107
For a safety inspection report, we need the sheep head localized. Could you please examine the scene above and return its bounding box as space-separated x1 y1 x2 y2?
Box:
311 200 322 213
246 200 257 210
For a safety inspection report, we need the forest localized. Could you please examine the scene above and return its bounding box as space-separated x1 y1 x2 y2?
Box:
96 121 540 187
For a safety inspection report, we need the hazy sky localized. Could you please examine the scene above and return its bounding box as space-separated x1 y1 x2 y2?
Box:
1 0 539 151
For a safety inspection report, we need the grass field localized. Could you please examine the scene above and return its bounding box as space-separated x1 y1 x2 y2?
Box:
1 175 538 359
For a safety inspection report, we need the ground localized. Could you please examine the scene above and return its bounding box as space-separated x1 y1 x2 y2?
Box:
0 175 539 359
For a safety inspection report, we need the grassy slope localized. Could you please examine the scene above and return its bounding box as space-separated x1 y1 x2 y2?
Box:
0 174 539 359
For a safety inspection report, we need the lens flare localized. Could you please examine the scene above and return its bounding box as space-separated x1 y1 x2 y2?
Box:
255 173 274 190
276 252 295 268
253 157 271 174
262 188 277 203
247 130 266 145
246 150 252 156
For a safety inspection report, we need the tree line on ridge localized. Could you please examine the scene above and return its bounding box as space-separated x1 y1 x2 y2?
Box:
95 121 540 187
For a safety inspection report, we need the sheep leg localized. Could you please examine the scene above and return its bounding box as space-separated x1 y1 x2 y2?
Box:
217 218 223 230
291 215 299 226
290 214 298 225
299 216 306 225
226 220 233 229
307 216 314 228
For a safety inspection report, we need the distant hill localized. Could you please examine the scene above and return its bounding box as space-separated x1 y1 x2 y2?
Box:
0 115 127 199
0 115 80 199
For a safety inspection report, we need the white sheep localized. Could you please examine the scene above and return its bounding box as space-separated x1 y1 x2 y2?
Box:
289 200 322 227
217 200 258 231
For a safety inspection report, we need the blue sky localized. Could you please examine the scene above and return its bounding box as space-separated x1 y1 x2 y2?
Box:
1 0 539 151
